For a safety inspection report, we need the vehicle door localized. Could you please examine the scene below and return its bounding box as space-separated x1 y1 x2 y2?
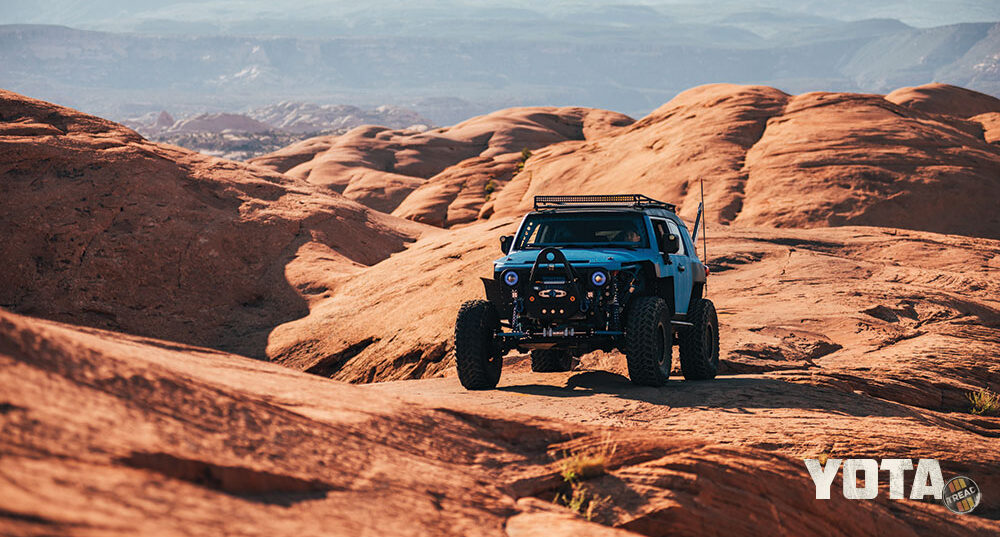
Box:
651 218 694 315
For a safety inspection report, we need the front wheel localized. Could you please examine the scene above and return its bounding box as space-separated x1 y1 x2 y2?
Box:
678 298 719 380
625 296 672 386
455 300 503 389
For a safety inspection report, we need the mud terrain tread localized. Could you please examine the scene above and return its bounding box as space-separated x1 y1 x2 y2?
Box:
531 349 573 372
678 298 719 380
455 300 502 390
625 296 671 386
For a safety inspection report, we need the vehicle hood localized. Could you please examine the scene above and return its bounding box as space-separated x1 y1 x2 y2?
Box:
494 247 654 271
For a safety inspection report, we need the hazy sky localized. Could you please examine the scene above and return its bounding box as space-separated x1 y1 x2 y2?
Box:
2 0 998 122
2 1 999 32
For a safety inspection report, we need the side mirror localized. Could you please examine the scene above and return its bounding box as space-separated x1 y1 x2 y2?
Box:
499 235 513 254
660 234 680 255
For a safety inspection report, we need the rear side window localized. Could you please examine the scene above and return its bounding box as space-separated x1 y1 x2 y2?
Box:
651 218 685 255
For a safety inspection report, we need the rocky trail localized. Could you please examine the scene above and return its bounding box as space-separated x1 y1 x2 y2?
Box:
3 310 999 536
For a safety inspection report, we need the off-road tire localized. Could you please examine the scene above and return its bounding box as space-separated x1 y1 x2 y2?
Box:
678 298 719 380
625 296 672 386
455 300 503 389
531 349 573 372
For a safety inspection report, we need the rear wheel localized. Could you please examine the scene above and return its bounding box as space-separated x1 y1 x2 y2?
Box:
625 296 671 386
678 298 719 380
530 349 573 372
455 300 503 389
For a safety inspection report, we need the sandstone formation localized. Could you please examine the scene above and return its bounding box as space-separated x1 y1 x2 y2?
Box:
972 112 1000 143
249 84 1000 240
248 107 634 224
0 89 427 358
886 83 1000 118
265 219 1000 524
3 309 998 535
488 84 1000 239
3 86 1000 535
273 218 1000 413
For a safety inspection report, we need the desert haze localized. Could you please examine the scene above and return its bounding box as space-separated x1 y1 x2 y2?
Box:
1 81 999 536
2 1 999 124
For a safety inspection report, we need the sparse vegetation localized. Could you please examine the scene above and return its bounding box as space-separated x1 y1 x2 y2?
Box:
554 482 609 521
967 388 1000 416
512 148 533 176
552 435 616 521
557 440 615 482
484 178 498 200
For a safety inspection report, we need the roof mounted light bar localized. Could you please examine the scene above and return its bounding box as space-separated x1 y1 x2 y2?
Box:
533 194 677 213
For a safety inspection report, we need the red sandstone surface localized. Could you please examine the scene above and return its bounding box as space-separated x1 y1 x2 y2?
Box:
2 84 999 535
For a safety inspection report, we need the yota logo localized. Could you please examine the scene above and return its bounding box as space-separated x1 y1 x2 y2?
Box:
804 458 981 515
804 459 944 500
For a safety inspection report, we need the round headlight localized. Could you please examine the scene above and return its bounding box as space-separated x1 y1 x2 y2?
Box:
591 270 608 287
503 270 519 286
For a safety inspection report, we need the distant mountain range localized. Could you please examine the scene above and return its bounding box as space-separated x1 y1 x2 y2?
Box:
0 14 997 125
122 102 433 160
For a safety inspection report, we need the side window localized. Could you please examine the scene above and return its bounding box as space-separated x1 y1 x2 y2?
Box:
665 220 685 255
652 220 670 251
652 219 685 255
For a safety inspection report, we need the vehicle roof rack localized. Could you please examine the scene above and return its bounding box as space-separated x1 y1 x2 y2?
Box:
534 194 677 213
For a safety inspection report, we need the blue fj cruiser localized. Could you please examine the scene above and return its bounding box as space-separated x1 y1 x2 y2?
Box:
455 194 719 389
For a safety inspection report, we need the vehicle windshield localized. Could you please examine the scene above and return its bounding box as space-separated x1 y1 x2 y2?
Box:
514 212 649 250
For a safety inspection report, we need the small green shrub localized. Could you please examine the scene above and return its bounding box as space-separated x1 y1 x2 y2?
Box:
552 436 617 521
484 178 498 200
554 482 609 521
557 447 611 482
512 148 533 176
968 388 1000 415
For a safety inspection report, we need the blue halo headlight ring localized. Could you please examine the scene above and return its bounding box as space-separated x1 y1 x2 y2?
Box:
591 270 608 287
503 270 519 286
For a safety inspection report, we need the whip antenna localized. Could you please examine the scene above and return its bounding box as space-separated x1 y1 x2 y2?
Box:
700 177 707 272
690 178 707 296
